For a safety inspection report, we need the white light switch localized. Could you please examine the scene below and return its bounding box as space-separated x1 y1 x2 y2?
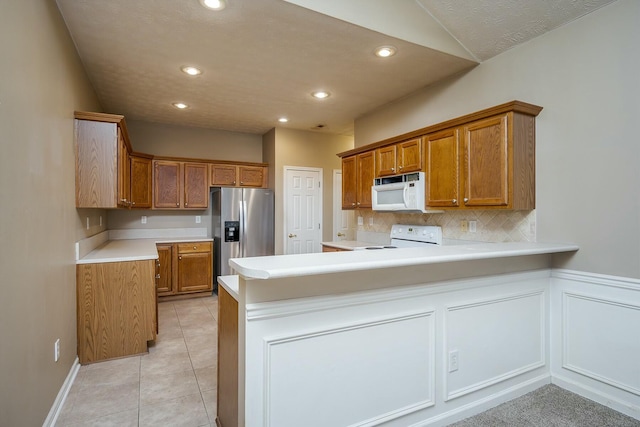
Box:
141 215 147 224
195 216 201 224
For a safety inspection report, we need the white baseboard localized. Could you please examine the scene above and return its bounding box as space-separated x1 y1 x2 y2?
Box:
42 357 80 427
552 374 640 421
410 375 550 427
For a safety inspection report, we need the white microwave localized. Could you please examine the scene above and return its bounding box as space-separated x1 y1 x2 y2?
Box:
372 172 441 213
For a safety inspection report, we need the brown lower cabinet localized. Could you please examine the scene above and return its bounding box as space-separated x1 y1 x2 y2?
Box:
76 259 157 364
321 245 349 252
156 241 213 299
216 285 238 427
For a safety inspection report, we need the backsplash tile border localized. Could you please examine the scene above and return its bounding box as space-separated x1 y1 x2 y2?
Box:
356 210 536 243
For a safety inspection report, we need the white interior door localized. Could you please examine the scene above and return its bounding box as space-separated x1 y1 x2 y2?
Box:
333 169 355 241
284 167 322 254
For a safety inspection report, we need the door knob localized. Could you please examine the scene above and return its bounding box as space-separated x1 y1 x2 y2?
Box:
337 232 345 237
288 233 297 238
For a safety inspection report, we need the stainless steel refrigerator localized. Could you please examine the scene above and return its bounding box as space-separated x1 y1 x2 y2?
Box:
211 187 274 289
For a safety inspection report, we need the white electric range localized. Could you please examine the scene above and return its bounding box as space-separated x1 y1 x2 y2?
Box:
353 224 442 250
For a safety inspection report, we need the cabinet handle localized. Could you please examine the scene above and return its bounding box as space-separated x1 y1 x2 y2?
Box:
185 202 188 206
399 165 403 170
155 274 160 279
351 202 356 206
240 181 244 185
176 203 179 207
391 167 395 172
193 246 197 250
357 202 361 206
452 199 457 204
464 198 469 203
178 256 182 260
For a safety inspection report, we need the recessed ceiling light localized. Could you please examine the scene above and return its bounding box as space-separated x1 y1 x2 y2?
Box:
312 91 330 99
278 117 289 123
375 46 397 58
181 66 202 76
172 102 188 109
199 0 226 10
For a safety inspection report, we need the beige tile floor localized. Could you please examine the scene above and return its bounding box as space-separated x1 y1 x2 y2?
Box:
56 295 219 427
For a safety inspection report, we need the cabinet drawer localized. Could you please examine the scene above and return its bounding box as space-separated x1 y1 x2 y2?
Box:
177 241 212 254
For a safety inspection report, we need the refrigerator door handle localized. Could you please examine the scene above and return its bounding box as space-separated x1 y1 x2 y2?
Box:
239 199 246 257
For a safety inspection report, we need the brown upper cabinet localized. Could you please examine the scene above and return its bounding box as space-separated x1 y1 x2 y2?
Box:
342 151 375 209
425 111 536 210
338 101 542 211
130 154 153 208
153 160 209 209
75 112 145 209
210 164 268 188
375 138 422 177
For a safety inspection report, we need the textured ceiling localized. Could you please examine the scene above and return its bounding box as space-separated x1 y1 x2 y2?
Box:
55 0 616 136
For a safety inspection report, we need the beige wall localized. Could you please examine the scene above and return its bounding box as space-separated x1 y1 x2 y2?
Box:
354 0 640 278
127 120 263 162
265 128 353 254
0 1 102 425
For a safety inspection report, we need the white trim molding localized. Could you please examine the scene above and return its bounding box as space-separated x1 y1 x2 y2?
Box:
43 357 80 427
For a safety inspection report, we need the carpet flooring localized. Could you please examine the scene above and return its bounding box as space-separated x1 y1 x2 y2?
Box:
449 384 640 427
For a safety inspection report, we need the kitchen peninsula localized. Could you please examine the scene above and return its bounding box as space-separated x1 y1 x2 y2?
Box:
217 241 578 427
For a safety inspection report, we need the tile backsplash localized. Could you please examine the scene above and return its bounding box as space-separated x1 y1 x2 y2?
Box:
357 210 536 243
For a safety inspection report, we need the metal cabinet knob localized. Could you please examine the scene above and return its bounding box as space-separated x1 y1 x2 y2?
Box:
176 203 179 207
464 198 469 203
288 233 297 238
351 202 356 206
399 165 403 170
391 167 395 172
357 201 361 205
155 274 160 279
452 199 457 204
178 256 182 260
240 181 244 185
193 246 197 250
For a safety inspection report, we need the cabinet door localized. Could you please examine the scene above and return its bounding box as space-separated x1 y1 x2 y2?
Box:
184 163 209 209
463 114 509 207
117 129 131 207
154 160 181 208
357 151 375 209
210 164 238 186
156 244 173 296
177 245 213 293
375 145 397 177
75 120 118 208
397 138 422 173
424 129 460 207
342 156 357 209
239 166 266 187
130 156 152 209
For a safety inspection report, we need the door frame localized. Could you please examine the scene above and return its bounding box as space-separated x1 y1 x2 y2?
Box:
283 166 323 254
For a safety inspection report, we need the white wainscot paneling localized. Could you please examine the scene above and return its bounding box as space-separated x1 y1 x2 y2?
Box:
445 291 545 400
264 312 435 427
563 292 640 395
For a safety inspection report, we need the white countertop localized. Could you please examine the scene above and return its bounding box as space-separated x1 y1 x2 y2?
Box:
218 275 239 301
230 241 579 280
76 236 213 264
321 240 378 250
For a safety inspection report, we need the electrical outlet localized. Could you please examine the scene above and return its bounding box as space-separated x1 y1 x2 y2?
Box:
86 217 90 230
448 350 459 372
469 220 477 233
141 215 147 224
368 217 374 226
357 216 363 226
54 339 60 362
460 220 468 232
195 215 201 224
99 215 103 227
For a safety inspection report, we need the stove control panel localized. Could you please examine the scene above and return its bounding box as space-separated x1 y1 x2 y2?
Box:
390 224 442 245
